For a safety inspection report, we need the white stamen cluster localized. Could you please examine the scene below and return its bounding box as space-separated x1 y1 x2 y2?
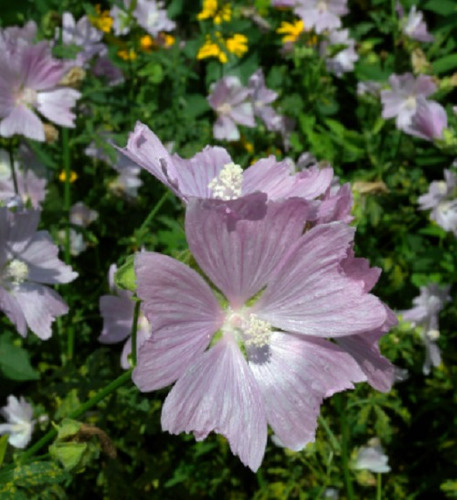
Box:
208 162 243 200
243 314 272 348
404 95 417 110
216 103 232 116
4 259 29 286
16 87 37 108
426 329 440 341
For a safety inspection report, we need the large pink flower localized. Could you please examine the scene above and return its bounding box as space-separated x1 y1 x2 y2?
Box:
0 40 81 141
0 208 77 339
120 122 334 203
133 195 393 471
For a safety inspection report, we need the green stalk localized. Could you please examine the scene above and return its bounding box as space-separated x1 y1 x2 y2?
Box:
19 370 133 464
318 415 341 453
130 300 141 367
136 191 169 244
338 397 355 500
377 473 382 500
8 142 19 197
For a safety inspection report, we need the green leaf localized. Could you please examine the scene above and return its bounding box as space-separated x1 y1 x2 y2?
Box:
0 435 8 467
49 442 88 472
424 0 457 16
183 94 210 119
433 54 457 74
0 333 39 381
114 255 137 292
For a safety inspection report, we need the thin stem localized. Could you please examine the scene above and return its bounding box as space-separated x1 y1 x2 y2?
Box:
377 473 382 500
318 415 341 453
338 397 355 500
130 300 141 367
8 142 19 197
136 191 169 243
19 370 133 464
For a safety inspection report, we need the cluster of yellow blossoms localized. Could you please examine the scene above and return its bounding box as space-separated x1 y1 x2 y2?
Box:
196 1 248 63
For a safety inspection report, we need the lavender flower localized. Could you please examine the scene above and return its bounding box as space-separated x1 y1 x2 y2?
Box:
60 13 106 67
353 438 391 473
418 169 457 235
99 264 151 369
0 208 77 339
70 202 98 227
0 41 81 141
404 97 447 142
380 73 437 130
320 29 358 77
133 195 393 471
247 69 283 131
295 0 348 34
357 80 382 97
0 395 34 449
401 283 451 375
133 0 176 37
120 122 334 203
0 149 47 208
208 76 255 141
400 5 434 43
110 4 132 36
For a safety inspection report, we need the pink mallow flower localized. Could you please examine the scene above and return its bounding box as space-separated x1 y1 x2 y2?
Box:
99 264 151 369
0 395 35 449
418 169 457 235
399 4 434 43
404 97 447 142
0 208 77 339
400 283 451 375
294 0 348 34
0 41 81 141
320 29 358 77
380 73 437 130
247 69 283 132
208 76 256 141
133 195 394 471
134 0 176 37
119 122 334 204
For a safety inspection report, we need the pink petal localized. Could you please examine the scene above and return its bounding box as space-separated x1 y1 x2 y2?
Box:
249 332 365 450
0 105 44 141
254 223 388 336
36 88 80 128
132 252 224 391
161 335 267 472
99 295 134 344
22 231 77 284
21 42 65 90
213 115 240 141
186 197 312 308
5 209 40 254
13 283 69 340
0 288 27 337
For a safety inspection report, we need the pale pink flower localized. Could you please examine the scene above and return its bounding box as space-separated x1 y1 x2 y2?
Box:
321 29 358 77
69 202 98 227
120 122 334 203
0 208 77 339
247 69 283 131
404 97 447 142
134 0 176 37
0 395 35 449
354 438 391 473
401 283 451 375
400 5 434 42
380 73 437 130
133 196 393 471
295 0 348 34
99 264 151 369
208 76 255 141
0 41 81 141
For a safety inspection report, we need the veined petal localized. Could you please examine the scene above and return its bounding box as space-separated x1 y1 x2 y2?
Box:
0 105 45 142
0 287 27 337
133 252 224 391
13 282 69 340
161 335 267 472
249 332 365 451
99 295 134 344
36 88 81 127
4 209 40 255
254 222 387 336
186 197 312 308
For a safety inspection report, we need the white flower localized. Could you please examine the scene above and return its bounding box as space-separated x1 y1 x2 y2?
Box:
0 395 35 448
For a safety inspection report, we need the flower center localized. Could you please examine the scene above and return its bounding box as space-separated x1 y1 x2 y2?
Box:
147 10 159 29
216 103 232 115
404 95 417 110
223 308 272 349
435 181 448 196
426 329 440 341
317 0 328 12
208 162 243 200
15 87 37 107
4 259 29 286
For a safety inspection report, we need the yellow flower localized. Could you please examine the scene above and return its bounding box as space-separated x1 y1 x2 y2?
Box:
225 33 248 57
197 0 231 24
91 5 113 33
197 35 228 63
140 35 155 52
163 34 176 47
276 19 304 44
118 48 137 61
59 170 78 183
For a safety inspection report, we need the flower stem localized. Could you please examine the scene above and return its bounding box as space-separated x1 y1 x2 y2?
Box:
62 128 75 361
130 300 141 366
318 415 341 453
19 369 133 464
377 473 382 500
136 190 169 244
8 142 19 197
338 396 355 500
